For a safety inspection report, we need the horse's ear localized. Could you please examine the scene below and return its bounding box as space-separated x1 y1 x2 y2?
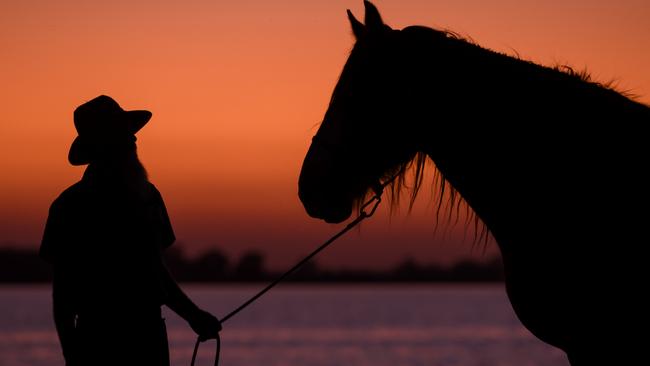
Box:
347 9 365 39
364 0 385 32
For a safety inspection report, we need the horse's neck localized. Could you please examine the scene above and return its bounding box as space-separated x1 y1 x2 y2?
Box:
413 37 643 126
413 36 647 166
410 40 649 238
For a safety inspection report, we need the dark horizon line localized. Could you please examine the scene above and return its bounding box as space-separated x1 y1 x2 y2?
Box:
0 247 504 283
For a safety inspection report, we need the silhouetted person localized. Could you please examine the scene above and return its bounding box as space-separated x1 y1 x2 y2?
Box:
41 95 221 366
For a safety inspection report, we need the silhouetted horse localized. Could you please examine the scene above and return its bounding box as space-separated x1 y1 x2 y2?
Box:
299 2 649 364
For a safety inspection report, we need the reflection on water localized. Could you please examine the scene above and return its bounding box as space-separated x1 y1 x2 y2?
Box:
0 285 568 366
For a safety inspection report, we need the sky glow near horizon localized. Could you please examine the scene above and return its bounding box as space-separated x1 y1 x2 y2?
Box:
1 0 648 269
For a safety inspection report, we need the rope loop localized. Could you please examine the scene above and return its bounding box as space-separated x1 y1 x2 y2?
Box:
360 194 382 218
191 333 221 366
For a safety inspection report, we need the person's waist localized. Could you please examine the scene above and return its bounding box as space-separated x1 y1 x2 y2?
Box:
77 305 162 321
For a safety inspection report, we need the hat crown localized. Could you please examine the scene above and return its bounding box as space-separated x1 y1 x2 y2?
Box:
73 95 127 136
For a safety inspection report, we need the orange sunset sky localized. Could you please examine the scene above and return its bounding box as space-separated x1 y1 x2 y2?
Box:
1 0 649 270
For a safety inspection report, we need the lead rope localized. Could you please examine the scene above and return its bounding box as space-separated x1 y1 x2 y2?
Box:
190 175 396 366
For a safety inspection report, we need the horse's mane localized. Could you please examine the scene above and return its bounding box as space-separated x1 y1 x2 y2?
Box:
403 25 639 100
351 149 490 247
355 24 642 247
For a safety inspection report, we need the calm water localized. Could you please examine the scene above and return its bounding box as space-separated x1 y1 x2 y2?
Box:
0 284 568 366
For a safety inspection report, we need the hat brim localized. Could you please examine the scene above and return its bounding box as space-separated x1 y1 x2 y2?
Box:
68 136 90 166
68 110 152 166
124 110 152 134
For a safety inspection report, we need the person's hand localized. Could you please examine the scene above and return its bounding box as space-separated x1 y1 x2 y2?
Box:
189 309 222 341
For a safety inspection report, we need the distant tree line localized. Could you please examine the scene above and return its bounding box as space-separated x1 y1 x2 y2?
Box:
0 248 52 282
0 247 504 283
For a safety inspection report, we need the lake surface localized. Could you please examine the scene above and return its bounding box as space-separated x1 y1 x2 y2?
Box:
0 284 569 366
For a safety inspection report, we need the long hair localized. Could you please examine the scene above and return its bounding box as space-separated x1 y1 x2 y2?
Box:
85 142 151 199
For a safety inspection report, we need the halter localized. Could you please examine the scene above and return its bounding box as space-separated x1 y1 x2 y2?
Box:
190 172 398 366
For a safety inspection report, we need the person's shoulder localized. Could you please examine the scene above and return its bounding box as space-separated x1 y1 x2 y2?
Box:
145 181 162 196
60 181 87 196
144 182 168 203
50 181 87 210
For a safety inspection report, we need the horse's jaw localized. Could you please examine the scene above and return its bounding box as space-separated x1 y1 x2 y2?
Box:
299 186 353 224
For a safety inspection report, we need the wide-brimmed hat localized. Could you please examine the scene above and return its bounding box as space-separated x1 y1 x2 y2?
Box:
68 95 152 165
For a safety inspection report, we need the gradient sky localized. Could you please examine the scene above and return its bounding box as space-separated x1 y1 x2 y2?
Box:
1 0 649 270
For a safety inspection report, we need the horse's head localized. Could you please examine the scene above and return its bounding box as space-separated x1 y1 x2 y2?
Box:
299 1 422 223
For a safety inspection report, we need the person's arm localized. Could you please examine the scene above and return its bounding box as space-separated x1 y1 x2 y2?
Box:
159 257 222 339
52 265 78 365
152 186 220 338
